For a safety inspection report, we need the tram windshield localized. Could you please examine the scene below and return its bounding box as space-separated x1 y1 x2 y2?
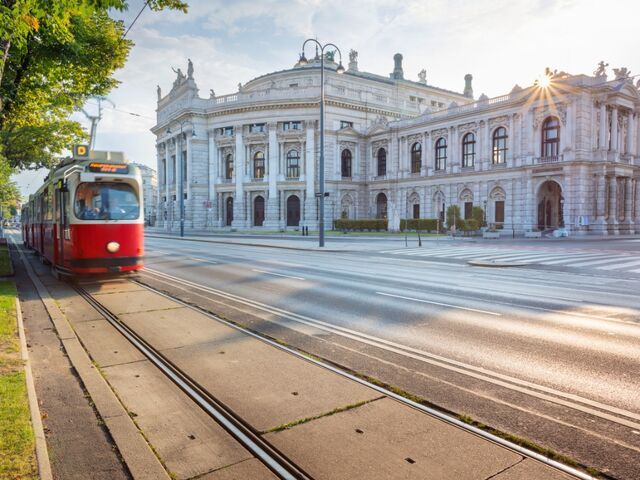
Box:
74 183 140 220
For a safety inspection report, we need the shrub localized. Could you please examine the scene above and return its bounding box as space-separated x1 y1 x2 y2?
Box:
333 219 388 231
471 206 485 226
399 218 440 232
463 219 479 231
446 205 461 228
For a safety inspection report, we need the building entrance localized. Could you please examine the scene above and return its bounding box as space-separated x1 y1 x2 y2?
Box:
537 180 563 229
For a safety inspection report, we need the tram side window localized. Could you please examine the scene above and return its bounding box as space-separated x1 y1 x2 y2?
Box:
74 183 140 220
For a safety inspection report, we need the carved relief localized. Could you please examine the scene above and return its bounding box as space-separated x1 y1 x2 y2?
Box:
407 133 422 143
459 188 474 202
488 115 509 129
431 128 448 138
372 139 389 151
533 104 567 128
457 121 477 133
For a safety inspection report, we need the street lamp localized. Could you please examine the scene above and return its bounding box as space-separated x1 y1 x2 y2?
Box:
167 120 196 237
298 39 345 247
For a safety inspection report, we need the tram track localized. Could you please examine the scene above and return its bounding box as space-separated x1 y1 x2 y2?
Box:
128 270 600 480
71 283 313 480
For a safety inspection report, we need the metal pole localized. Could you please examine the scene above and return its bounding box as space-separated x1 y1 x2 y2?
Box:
179 129 185 237
319 50 325 248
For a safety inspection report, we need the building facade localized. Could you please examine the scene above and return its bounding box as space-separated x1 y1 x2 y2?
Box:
152 54 640 235
132 163 158 226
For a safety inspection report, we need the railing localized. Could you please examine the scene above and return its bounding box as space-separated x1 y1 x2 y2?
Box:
535 154 563 164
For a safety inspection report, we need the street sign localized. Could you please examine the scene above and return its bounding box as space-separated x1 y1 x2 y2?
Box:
73 144 90 159
315 192 331 198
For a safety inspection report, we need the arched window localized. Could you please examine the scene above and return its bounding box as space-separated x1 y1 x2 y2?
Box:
341 149 352 178
286 195 300 226
253 151 265 179
492 127 507 164
411 142 422 173
377 148 387 176
462 133 475 168
435 138 447 171
376 193 388 219
286 150 300 178
541 117 560 158
225 154 234 180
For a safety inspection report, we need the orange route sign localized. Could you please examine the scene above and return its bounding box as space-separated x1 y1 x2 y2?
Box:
73 144 90 158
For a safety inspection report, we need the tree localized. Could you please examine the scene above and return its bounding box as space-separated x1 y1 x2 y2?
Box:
471 205 485 226
446 204 461 229
0 0 187 171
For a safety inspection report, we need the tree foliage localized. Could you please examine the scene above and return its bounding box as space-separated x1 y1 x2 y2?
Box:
0 0 187 172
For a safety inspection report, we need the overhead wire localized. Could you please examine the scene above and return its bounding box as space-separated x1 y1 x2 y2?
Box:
123 0 150 38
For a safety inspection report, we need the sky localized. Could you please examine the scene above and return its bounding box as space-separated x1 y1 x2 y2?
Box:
12 0 640 198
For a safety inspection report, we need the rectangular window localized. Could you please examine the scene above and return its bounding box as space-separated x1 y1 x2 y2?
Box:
464 202 473 220
413 204 420 219
170 155 176 183
283 121 302 131
219 126 234 136
250 123 265 133
340 121 353 129
495 201 505 223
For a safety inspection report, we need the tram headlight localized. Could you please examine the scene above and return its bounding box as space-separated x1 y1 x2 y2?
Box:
106 241 120 253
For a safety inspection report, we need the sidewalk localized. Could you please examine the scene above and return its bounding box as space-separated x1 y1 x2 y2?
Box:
15 245 586 479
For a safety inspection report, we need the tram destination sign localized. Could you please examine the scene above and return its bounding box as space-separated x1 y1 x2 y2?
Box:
87 162 129 174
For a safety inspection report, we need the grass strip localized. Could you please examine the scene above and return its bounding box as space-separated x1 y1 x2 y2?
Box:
0 244 12 276
0 280 37 479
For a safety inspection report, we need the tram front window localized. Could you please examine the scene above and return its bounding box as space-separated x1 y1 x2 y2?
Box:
75 183 140 220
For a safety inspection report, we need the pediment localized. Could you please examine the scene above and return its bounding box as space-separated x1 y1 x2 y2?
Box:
336 126 361 138
365 123 390 136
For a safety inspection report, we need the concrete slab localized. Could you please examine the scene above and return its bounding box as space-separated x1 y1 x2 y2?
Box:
103 360 252 480
119 307 236 350
164 335 383 432
491 458 575 479
93 290 181 315
103 414 170 480
197 459 278 480
80 280 147 295
73 319 146 367
46 282 104 323
265 397 522 480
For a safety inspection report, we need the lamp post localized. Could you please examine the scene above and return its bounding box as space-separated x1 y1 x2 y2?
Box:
167 120 195 237
297 39 345 247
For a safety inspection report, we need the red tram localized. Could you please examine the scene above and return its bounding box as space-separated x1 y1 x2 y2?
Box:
22 157 144 274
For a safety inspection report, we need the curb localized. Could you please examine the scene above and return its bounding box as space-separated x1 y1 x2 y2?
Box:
467 260 530 268
145 233 352 253
16 295 53 480
13 240 171 480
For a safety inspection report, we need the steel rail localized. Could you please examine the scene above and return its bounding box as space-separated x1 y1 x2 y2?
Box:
133 272 599 480
72 285 311 480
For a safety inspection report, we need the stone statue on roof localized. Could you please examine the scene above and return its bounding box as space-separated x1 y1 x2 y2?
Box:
325 50 335 62
418 69 427 84
157 84 161 101
187 58 194 79
171 67 186 88
209 89 215 99
613 67 631 80
594 61 608 77
349 49 358 63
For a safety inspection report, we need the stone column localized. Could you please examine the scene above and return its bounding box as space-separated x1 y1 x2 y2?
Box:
608 175 618 234
599 102 607 150
304 122 317 227
626 113 635 156
624 177 633 232
482 120 490 171
421 132 428 175
163 143 169 228
232 128 245 227
594 170 606 231
208 132 218 228
265 124 279 228
611 107 619 152
449 127 458 174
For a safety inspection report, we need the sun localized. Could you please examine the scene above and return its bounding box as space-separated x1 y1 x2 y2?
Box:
537 73 552 88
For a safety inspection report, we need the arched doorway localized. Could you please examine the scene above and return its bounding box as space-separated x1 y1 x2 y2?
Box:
376 193 387 219
537 180 563 230
225 197 234 226
286 195 300 227
254 196 265 227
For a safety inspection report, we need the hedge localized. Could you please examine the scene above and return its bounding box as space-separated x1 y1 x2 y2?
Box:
399 218 441 232
333 219 388 231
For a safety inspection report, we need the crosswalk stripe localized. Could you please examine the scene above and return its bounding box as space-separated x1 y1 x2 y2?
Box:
569 257 635 267
540 254 613 265
596 259 640 270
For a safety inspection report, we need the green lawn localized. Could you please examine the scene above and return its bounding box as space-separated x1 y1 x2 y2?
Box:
0 244 11 276
0 281 37 479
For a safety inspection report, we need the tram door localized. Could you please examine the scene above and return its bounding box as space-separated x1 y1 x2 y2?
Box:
55 182 69 268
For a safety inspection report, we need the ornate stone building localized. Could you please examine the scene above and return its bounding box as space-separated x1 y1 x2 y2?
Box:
152 55 640 234
132 163 157 226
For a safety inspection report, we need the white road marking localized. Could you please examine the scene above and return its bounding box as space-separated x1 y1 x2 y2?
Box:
597 259 640 270
252 269 305 280
188 257 218 265
375 291 501 316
